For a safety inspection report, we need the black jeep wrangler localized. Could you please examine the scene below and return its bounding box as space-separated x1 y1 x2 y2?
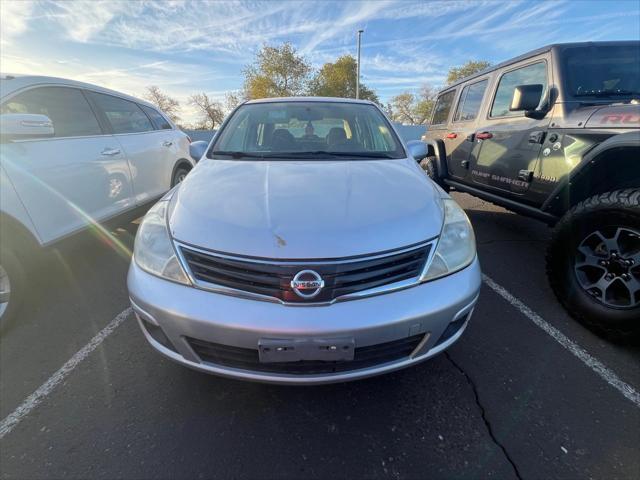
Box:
422 41 639 339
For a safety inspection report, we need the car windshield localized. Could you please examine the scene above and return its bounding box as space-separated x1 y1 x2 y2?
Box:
210 101 405 159
563 44 640 98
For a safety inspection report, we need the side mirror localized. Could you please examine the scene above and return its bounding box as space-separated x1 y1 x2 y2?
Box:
189 140 208 162
510 84 543 112
406 140 428 161
0 113 54 141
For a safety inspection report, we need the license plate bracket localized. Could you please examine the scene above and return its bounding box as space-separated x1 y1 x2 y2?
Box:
258 337 355 363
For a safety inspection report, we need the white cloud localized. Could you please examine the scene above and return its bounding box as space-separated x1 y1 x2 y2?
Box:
39 1 297 55
0 0 35 46
44 0 142 42
298 1 394 54
365 53 445 75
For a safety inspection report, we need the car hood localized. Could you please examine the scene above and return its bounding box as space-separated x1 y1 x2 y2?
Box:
169 158 444 259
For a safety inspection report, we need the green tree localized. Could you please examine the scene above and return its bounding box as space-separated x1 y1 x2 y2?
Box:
308 55 379 103
144 85 181 123
389 85 437 124
243 43 311 99
446 60 491 85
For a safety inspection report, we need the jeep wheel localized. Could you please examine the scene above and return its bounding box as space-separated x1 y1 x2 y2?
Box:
546 189 640 341
0 248 25 331
419 156 450 192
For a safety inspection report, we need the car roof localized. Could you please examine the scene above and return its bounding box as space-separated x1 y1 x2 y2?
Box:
441 40 640 92
0 74 159 109
244 96 375 105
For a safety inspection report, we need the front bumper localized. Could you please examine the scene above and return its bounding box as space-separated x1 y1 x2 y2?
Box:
127 257 481 384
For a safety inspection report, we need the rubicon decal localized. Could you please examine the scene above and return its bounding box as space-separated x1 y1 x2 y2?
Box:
601 114 640 124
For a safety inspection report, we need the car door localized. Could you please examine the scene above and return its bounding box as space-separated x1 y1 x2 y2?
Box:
0 86 135 244
470 59 552 196
428 89 457 170
87 92 172 205
446 78 490 180
139 104 190 182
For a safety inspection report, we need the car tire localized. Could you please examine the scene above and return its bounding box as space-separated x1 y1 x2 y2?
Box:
546 189 640 341
420 156 450 192
171 165 191 187
0 247 25 332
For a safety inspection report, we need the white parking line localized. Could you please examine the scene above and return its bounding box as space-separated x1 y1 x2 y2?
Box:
0 307 132 440
1 275 638 440
482 274 640 408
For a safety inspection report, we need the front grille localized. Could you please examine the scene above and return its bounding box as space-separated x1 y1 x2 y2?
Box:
180 242 431 303
188 334 425 375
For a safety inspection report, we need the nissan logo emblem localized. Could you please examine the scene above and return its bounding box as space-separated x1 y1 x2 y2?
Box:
290 270 324 299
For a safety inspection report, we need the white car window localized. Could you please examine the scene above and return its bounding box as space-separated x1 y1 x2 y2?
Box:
1 86 102 138
89 92 154 134
140 104 172 130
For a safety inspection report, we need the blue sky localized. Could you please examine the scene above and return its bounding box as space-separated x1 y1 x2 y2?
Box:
2 0 639 123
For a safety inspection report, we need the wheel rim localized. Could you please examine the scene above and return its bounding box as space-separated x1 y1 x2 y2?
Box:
574 226 640 309
177 172 187 183
0 264 10 319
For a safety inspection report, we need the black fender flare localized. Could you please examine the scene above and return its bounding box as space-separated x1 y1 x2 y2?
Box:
541 131 640 215
422 138 448 179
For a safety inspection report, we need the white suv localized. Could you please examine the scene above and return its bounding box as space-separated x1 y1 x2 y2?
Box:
0 75 195 325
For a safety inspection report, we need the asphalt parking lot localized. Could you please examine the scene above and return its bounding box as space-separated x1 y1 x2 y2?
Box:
1 192 638 480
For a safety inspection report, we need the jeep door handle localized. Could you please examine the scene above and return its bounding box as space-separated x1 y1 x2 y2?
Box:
101 148 121 156
446 132 457 139
163 141 173 147
475 132 493 140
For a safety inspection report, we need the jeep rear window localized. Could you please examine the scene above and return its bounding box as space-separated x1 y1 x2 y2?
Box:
563 44 640 98
431 90 455 125
454 80 488 122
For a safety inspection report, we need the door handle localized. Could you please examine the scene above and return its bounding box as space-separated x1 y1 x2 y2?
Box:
475 132 493 140
446 132 457 139
528 131 545 144
101 148 121 156
163 141 173 147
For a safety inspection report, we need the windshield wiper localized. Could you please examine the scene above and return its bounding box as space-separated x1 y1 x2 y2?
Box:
211 150 399 159
210 151 284 159
291 151 398 159
574 89 639 97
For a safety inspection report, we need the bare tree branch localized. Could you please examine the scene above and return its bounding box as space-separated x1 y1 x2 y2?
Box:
188 92 225 130
144 85 181 123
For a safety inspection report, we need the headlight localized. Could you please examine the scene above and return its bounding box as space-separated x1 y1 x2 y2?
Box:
421 198 476 282
134 200 190 285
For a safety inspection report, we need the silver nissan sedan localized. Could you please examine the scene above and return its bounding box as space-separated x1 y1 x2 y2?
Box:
127 97 481 384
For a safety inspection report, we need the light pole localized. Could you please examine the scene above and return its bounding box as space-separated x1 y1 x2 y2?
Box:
356 29 364 99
